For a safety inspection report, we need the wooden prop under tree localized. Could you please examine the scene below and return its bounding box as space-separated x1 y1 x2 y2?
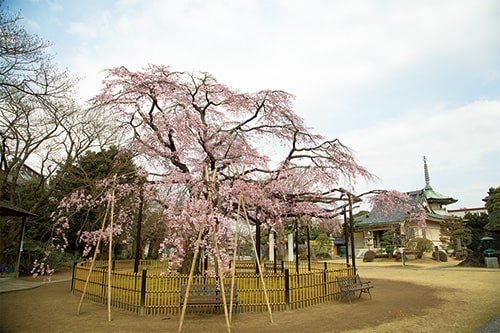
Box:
77 175 117 322
178 166 274 333
178 168 230 333
106 175 117 321
237 190 274 323
232 162 273 323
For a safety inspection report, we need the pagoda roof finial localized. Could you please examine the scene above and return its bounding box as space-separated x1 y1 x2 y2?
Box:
423 156 432 190
419 156 457 205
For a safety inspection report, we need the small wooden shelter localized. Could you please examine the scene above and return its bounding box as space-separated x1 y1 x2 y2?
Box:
0 201 37 278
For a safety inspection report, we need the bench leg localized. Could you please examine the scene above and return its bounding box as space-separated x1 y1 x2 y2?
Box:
357 288 372 300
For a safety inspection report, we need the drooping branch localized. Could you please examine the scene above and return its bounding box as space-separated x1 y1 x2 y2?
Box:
82 65 378 270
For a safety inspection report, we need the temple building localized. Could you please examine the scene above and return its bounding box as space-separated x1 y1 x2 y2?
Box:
355 156 457 252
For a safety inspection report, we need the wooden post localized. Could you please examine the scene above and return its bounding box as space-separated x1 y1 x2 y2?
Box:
284 268 290 308
269 230 274 262
14 216 28 278
273 231 277 274
134 187 144 274
348 194 356 273
343 207 349 267
306 223 311 272
294 219 299 274
323 262 327 298
140 269 147 315
287 233 294 261
71 261 77 291
255 211 261 274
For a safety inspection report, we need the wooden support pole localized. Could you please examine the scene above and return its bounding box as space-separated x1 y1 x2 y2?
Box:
179 168 228 333
107 174 117 322
240 196 274 324
208 169 232 332
213 223 231 333
206 169 231 333
229 193 242 323
228 162 243 323
177 214 207 333
77 197 112 315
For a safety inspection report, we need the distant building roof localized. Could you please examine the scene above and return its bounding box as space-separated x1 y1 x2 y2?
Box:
448 207 486 213
355 156 456 228
422 156 457 205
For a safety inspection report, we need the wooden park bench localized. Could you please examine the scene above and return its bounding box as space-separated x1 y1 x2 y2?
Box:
336 274 373 303
180 283 238 312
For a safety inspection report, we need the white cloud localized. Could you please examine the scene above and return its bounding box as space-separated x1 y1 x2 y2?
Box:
67 21 97 39
64 1 498 101
10 0 500 208
341 100 500 207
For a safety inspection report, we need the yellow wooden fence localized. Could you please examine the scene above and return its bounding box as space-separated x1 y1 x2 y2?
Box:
72 260 354 316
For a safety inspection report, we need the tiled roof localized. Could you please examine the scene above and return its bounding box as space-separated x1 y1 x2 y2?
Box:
355 157 457 228
354 189 448 227
355 211 406 227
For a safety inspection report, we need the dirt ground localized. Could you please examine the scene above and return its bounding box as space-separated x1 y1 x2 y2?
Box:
0 257 499 333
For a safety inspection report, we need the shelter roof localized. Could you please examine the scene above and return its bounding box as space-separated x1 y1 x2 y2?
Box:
0 201 36 217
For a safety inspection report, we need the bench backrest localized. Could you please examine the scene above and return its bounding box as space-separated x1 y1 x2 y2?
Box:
337 276 357 287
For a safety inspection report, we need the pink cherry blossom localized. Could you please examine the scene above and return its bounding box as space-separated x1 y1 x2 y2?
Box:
47 66 379 273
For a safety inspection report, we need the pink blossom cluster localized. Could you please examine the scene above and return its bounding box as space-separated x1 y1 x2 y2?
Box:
49 65 380 272
31 251 55 280
49 172 148 265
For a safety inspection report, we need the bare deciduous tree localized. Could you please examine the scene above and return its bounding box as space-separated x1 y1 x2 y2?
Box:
0 8 120 265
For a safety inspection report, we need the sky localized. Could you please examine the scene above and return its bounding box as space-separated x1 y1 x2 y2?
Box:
5 0 500 209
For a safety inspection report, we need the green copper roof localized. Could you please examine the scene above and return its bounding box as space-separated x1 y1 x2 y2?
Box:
354 157 458 228
423 187 457 204
422 156 457 204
